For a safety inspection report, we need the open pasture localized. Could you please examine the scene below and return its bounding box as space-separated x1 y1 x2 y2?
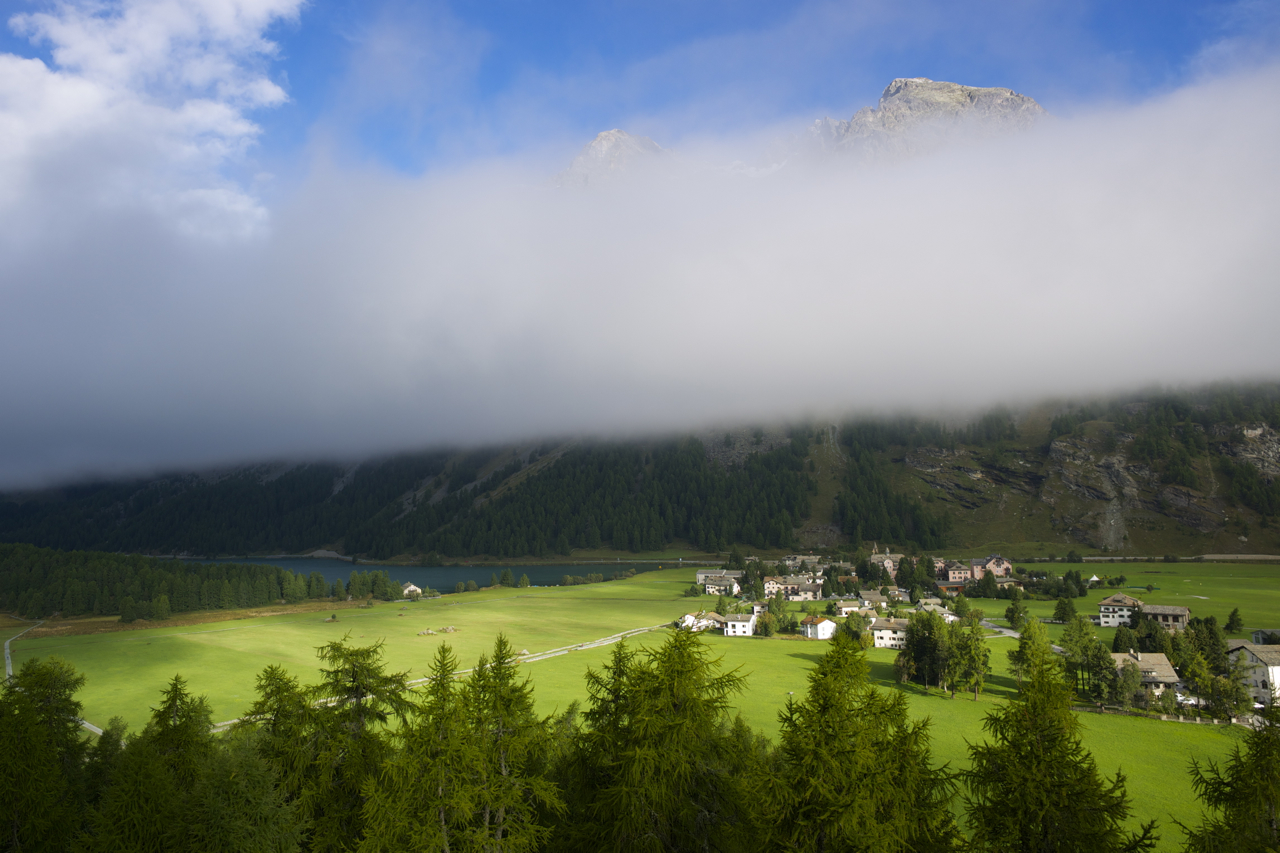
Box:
11 561 1274 850
10 569 700 730
984 561 1280 641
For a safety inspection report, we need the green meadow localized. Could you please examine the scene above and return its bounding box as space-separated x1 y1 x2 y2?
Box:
11 561 1280 850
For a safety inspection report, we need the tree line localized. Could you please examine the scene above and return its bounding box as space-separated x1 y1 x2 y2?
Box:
5 629 1277 852
0 543 403 620
0 439 816 561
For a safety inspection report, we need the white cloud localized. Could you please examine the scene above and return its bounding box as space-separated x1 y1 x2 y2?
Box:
0 0 300 237
2 62 1279 487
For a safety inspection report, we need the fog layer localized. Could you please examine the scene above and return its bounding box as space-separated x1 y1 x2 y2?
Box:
2 56 1279 486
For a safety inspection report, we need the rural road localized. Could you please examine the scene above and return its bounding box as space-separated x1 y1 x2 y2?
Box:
4 615 43 677
981 619 1065 654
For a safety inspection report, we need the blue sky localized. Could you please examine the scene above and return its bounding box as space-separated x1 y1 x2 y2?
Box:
3 0 1253 176
266 0 1260 170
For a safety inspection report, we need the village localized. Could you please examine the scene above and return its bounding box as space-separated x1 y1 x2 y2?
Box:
679 551 1280 712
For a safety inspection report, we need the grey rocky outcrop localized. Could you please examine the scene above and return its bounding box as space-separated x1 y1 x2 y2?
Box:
554 129 670 188
805 77 1045 160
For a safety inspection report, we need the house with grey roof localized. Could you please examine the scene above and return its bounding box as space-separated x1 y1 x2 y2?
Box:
1097 593 1144 628
869 617 910 650
1111 650 1180 696
1141 604 1190 633
723 613 757 637
1229 643 1280 705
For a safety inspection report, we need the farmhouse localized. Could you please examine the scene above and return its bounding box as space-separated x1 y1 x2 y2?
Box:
1228 643 1280 705
1111 650 1180 696
1142 604 1190 633
789 583 823 602
869 617 910 650
1097 593 1144 628
800 615 837 640
401 582 422 598
723 613 757 637
763 575 804 596
678 611 724 632
696 568 744 585
703 576 741 596
916 603 958 623
969 555 1012 578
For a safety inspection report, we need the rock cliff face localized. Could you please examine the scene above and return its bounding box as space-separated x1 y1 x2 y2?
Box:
554 129 670 188
902 422 1280 555
805 77 1045 161
558 77 1046 182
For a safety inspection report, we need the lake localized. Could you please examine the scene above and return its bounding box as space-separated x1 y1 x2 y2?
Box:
183 557 691 592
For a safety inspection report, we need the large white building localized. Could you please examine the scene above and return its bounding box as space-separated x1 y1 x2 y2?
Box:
723 613 757 637
869 617 910 650
1097 593 1144 628
1229 642 1280 706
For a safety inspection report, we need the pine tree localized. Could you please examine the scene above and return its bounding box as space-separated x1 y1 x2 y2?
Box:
304 636 413 852
0 660 83 850
499 568 516 587
760 633 960 851
555 632 751 851
360 644 478 852
1226 607 1244 634
1179 705 1280 852
464 635 562 849
962 646 1158 852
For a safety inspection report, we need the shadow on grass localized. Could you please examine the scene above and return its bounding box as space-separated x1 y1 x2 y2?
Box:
787 652 824 666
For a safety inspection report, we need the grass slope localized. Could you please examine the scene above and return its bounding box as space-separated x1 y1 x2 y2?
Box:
14 563 1273 851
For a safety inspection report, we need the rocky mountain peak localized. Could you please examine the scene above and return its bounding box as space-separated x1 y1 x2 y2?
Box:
555 129 670 188
807 77 1046 159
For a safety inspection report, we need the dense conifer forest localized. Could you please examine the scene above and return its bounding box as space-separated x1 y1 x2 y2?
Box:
0 543 402 620
1 383 1278 560
3 629 1276 852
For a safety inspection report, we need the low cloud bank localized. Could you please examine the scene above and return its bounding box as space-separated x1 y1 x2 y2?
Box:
1 60 1279 487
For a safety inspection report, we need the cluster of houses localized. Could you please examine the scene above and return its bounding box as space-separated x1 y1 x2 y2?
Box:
684 560 1280 708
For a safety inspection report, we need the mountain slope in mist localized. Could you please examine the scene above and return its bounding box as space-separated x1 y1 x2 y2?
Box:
797 76 1046 162
562 77 1048 180
3 386 1279 561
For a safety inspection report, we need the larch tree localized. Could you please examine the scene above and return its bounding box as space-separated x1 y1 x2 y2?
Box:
962 645 1158 853
759 633 960 852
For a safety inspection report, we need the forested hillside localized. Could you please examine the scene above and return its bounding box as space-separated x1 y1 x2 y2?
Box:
3 383 1279 560
0 543 403 620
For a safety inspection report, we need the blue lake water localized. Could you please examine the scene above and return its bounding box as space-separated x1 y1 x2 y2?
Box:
184 557 692 592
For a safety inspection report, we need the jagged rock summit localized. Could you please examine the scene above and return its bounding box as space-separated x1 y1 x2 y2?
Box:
555 79 1046 183
804 77 1046 159
555 129 670 188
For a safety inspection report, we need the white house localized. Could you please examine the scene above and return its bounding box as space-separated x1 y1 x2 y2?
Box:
696 569 744 585
789 583 823 602
1097 593 1143 628
401 582 423 598
800 615 837 640
1229 643 1280 705
678 611 722 632
834 600 861 617
916 603 959 623
869 617 910 650
703 577 741 596
723 613 757 637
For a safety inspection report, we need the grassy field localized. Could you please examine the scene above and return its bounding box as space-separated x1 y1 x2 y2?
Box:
11 562 1275 850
